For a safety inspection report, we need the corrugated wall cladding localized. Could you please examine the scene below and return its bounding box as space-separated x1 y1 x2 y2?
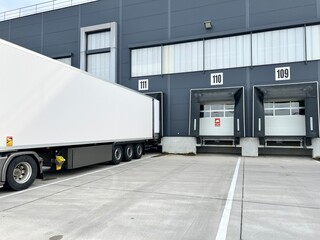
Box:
249 0 317 27
0 0 320 136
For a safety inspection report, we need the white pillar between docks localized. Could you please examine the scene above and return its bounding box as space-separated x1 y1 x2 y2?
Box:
241 138 259 157
312 138 320 159
162 137 197 155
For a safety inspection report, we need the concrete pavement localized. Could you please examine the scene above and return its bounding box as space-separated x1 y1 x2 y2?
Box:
0 154 319 240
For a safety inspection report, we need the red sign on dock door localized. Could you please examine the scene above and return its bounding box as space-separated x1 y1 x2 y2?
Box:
214 118 221 127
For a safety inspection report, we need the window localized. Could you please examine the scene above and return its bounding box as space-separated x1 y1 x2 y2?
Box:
200 103 234 118
130 25 320 77
306 25 320 61
264 101 305 116
87 31 110 50
55 57 72 66
162 41 203 74
87 52 110 81
80 23 117 83
85 31 111 81
252 27 305 65
205 35 251 70
131 46 161 77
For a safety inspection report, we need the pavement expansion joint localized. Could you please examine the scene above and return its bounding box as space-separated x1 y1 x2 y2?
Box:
241 199 320 210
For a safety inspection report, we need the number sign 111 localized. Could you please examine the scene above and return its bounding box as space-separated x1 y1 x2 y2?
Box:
138 79 149 91
275 67 290 81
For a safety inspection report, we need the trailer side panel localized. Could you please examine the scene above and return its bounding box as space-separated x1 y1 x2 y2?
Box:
0 39 154 152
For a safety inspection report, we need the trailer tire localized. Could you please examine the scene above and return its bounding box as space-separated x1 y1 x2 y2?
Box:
112 145 123 165
124 144 134 161
4 155 38 191
134 143 143 159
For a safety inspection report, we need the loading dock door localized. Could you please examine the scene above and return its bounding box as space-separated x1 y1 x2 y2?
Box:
199 103 234 136
253 82 319 138
264 101 306 136
190 87 245 138
146 92 164 138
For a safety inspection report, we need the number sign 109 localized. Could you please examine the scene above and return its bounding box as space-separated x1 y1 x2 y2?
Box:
275 67 290 81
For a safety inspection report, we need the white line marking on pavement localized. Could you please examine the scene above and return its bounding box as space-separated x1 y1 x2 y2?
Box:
215 157 241 240
0 154 158 200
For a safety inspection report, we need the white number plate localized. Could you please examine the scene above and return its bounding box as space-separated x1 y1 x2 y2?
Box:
211 73 223 85
138 79 149 91
275 67 290 81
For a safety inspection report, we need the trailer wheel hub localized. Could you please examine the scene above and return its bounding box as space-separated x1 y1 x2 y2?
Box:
12 162 32 184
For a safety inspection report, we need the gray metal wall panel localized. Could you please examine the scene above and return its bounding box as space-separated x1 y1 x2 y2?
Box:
10 22 41 39
10 36 42 53
123 14 167 35
8 15 42 52
43 30 78 45
122 29 168 45
43 42 78 57
81 8 119 27
80 0 119 27
10 14 42 28
43 6 79 22
249 0 317 27
43 16 78 34
122 0 168 45
171 0 246 38
0 0 320 138
250 62 318 86
122 0 167 21
82 0 118 13
0 22 9 40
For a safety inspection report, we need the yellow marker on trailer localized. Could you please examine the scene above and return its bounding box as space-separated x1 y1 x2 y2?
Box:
6 136 13 147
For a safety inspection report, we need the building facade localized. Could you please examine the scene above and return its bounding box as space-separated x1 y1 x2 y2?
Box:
1 0 320 156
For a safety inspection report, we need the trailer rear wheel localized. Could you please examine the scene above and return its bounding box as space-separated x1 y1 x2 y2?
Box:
134 143 143 159
5 155 37 191
124 144 134 161
112 145 123 165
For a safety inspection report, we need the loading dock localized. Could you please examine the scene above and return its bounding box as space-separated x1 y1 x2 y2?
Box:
189 87 245 146
253 82 319 146
145 92 164 140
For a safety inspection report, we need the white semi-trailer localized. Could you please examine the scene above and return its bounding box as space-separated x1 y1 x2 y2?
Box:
0 39 161 191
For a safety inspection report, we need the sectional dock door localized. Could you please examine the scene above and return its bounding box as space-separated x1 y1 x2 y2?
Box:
189 87 245 138
146 92 164 139
253 82 319 139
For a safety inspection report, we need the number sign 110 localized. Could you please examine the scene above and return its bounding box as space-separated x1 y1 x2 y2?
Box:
211 73 224 85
